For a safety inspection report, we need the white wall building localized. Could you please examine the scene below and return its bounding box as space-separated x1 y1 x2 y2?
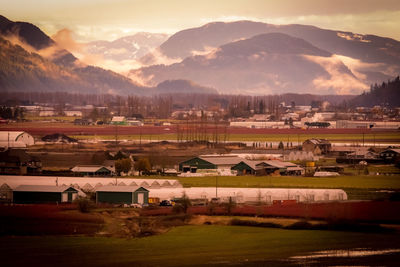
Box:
0 131 35 149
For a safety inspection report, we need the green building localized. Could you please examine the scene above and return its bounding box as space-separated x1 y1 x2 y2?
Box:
179 155 242 173
96 186 149 205
13 185 79 204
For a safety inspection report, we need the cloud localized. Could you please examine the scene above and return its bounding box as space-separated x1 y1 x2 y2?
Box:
2 34 37 53
128 70 156 87
51 28 83 52
190 46 217 57
304 55 369 94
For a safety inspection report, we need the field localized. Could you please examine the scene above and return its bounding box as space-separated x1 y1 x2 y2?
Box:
1 225 399 266
175 175 400 189
2 122 399 144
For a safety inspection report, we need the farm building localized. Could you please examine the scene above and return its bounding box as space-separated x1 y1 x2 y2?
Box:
179 155 242 173
302 138 331 155
0 131 35 149
149 187 347 204
0 149 42 175
71 165 113 176
380 148 400 163
13 185 80 204
96 186 149 205
231 160 303 176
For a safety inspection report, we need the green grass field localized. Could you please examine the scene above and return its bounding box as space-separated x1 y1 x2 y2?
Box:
175 175 400 190
24 115 82 122
1 225 399 266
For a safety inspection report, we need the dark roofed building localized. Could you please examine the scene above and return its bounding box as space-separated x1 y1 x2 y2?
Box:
231 160 303 176
13 185 79 204
41 133 78 143
71 165 113 177
0 149 42 175
179 155 242 173
380 148 400 163
96 186 149 205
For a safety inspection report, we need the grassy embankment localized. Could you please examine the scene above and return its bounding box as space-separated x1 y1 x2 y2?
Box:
1 225 399 266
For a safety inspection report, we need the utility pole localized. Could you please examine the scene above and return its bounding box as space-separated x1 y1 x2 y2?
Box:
215 176 218 198
115 123 118 149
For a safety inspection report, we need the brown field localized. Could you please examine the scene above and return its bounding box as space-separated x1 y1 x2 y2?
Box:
1 123 397 136
0 204 104 235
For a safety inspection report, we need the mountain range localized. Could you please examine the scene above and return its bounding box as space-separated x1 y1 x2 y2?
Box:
134 20 400 95
85 32 168 62
0 15 211 95
1 15 399 97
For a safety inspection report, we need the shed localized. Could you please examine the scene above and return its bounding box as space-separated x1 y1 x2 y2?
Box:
96 186 149 205
13 185 79 204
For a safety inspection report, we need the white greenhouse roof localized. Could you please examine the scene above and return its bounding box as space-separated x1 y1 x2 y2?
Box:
96 186 148 192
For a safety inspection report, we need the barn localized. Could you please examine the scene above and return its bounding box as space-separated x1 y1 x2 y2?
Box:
179 155 242 173
302 138 331 155
13 185 79 204
0 131 35 149
96 186 149 205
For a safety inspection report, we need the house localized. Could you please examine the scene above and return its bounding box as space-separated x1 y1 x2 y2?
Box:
71 165 113 177
380 148 400 163
0 131 35 149
0 149 42 175
96 186 149 205
13 185 79 204
302 138 331 155
231 160 303 176
179 155 242 173
111 116 127 125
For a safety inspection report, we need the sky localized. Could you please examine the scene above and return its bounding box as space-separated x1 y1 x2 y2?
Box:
1 0 400 42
